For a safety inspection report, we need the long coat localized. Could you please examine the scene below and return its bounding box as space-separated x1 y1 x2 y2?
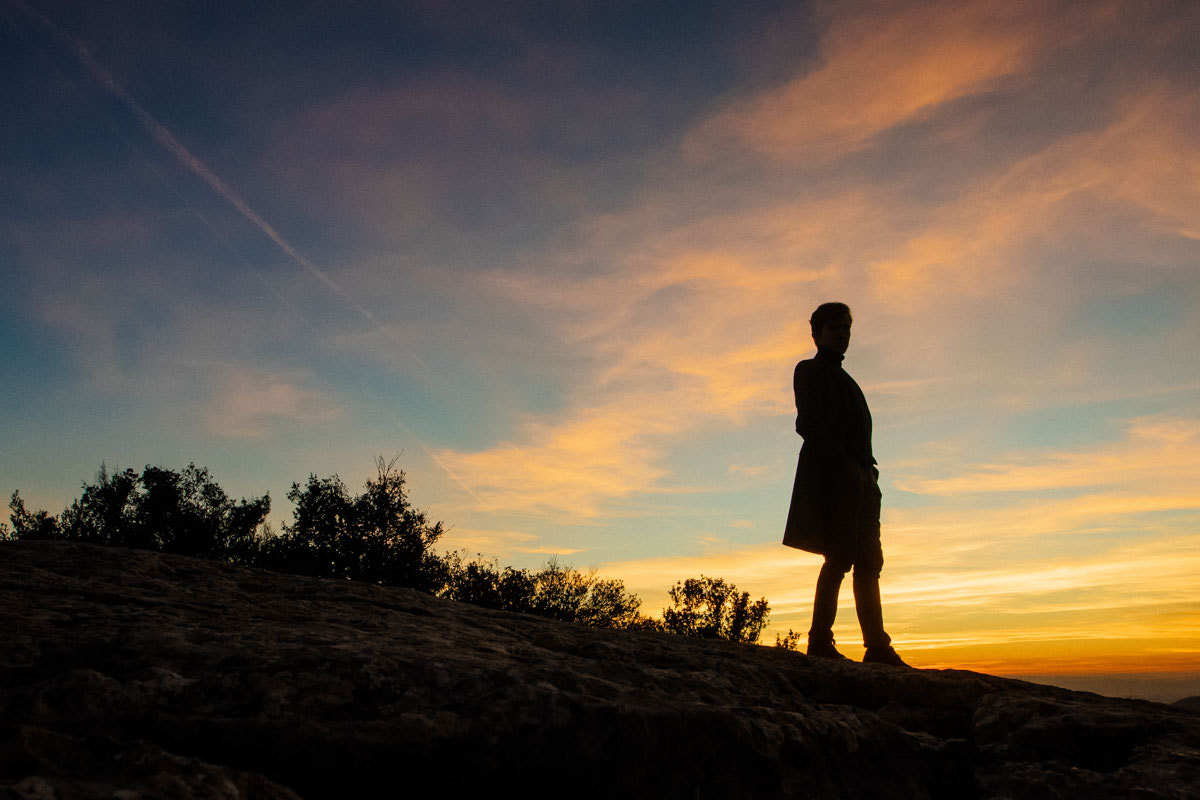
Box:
782 349 877 558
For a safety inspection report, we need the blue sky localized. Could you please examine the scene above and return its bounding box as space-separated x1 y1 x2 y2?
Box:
3 0 1199 690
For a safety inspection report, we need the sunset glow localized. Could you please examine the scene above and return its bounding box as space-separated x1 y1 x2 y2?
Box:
3 0 1198 701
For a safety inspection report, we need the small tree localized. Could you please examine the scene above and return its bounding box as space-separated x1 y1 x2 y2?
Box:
573 573 647 630
775 629 802 650
529 559 645 629
354 457 445 590
8 464 270 562
528 559 591 622
8 491 62 540
133 464 269 559
262 473 355 578
261 456 445 591
440 554 538 614
58 464 141 546
440 554 649 629
661 576 770 644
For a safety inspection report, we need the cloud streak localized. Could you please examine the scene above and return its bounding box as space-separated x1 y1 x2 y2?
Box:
5 0 427 372
438 82 1200 519
200 365 344 440
686 0 1051 163
895 416 1200 496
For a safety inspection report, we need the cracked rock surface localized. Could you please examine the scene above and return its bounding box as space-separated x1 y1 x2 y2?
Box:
3 541 1198 798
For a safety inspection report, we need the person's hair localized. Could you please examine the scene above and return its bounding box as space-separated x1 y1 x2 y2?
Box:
810 302 852 337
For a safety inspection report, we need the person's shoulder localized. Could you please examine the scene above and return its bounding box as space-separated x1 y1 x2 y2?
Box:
794 356 825 374
794 356 826 384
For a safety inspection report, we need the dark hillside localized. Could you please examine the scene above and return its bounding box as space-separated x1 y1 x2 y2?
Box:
2 541 1198 798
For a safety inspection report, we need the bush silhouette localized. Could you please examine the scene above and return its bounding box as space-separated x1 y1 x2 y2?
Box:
9 463 268 561
8 493 60 540
257 456 445 592
440 554 649 630
441 553 539 613
661 576 770 644
775 629 802 650
8 460 784 645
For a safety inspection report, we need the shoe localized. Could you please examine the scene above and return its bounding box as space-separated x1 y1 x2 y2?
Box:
863 646 909 667
807 637 849 660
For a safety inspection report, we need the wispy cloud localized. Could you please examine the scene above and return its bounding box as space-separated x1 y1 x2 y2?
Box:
433 72 1200 520
437 525 583 559
895 416 1200 496
434 395 674 518
200 365 343 440
684 0 1059 163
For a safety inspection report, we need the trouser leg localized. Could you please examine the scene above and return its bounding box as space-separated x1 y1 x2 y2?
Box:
853 572 892 649
853 473 891 649
809 559 848 640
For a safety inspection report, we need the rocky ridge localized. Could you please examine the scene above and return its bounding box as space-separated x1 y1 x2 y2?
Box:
2 541 1198 799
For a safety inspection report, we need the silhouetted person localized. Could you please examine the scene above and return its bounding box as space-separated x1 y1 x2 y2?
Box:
783 302 907 666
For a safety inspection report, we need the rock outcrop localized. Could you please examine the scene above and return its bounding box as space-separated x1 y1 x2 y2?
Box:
2 541 1198 799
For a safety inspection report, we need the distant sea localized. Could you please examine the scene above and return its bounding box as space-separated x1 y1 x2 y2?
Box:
1003 671 1200 705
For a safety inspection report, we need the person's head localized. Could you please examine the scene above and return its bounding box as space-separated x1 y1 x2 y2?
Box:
810 302 852 354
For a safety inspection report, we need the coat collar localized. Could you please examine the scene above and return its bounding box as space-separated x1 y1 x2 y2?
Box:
815 346 845 367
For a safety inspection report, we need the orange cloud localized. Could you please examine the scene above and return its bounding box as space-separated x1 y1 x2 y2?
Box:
1047 87 1200 239
866 82 1200 319
894 416 1200 496
433 395 674 518
424 1 1200 545
440 86 1200 514
686 0 1055 162
438 525 582 559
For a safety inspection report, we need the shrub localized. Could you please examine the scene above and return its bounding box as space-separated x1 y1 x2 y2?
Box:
440 554 538 614
775 629 802 650
257 456 445 591
661 576 770 644
440 554 649 629
8 492 62 540
8 463 269 561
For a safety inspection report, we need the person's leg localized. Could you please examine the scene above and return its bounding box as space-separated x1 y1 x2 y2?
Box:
853 478 907 665
852 571 890 649
808 557 850 658
811 558 847 636
851 475 888 647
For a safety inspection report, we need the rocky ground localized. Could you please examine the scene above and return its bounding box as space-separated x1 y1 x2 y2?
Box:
2 541 1198 799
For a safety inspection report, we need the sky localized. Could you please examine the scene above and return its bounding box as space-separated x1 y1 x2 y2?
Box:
3 0 1199 701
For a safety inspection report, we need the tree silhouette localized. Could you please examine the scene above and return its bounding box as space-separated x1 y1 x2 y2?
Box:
135 465 268 559
8 492 61 540
661 576 770 644
8 463 268 560
440 553 538 614
7 461 784 645
440 554 649 630
59 464 140 546
774 629 802 650
258 456 445 591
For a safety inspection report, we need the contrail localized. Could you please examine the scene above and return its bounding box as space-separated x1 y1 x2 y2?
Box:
4 0 427 372
3 0 509 519
416 439 497 516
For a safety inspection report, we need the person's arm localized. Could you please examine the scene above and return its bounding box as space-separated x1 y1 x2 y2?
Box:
795 360 864 480
794 360 835 449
